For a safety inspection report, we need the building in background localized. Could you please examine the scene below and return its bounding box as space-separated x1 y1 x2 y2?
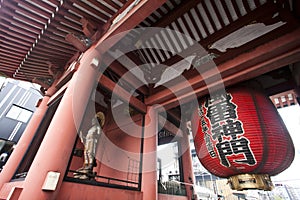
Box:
271 184 300 200
0 78 42 171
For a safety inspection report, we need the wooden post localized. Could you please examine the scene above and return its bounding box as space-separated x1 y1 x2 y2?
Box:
18 48 101 200
141 106 158 200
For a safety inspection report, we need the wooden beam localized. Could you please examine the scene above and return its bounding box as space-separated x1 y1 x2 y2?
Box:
41 36 76 50
89 0 169 101
1 56 23 64
0 64 19 73
63 2 106 23
50 21 82 35
98 75 147 114
159 48 300 110
103 0 120 10
0 39 29 51
0 14 41 34
148 1 295 96
1 7 45 29
145 28 300 109
135 0 205 44
13 0 52 18
67 0 109 21
158 115 183 137
150 0 201 28
102 54 149 95
27 0 57 13
0 67 16 72
0 52 23 60
0 21 38 38
89 0 115 16
0 28 35 43
18 69 49 77
0 33 32 47
3 0 48 24
157 1 279 68
0 44 28 54
33 46 74 57
38 40 76 55
94 0 169 50
0 48 25 57
53 15 82 31
21 63 48 70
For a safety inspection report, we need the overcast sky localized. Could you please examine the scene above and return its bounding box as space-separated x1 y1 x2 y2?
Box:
272 105 300 188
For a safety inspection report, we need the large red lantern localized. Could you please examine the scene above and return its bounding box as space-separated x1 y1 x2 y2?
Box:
191 87 295 190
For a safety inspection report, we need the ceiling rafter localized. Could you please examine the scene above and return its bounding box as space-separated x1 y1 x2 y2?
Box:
41 37 76 51
99 75 147 114
0 48 25 58
145 28 300 108
220 1 234 23
150 1 280 72
102 54 149 95
1 57 22 64
0 29 35 43
0 14 41 34
211 0 225 28
2 0 48 24
0 20 38 38
0 33 33 47
37 41 76 55
0 44 28 55
0 52 24 60
19 67 49 74
1 39 30 51
1 7 45 29
89 0 115 16
14 0 53 19
101 0 121 11
57 8 81 23
27 0 57 12
53 15 83 31
24 60 49 68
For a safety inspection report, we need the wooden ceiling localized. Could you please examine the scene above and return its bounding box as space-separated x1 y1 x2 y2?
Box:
0 0 128 80
0 0 299 110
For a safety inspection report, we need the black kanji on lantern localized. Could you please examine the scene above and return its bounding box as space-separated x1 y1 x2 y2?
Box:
222 119 243 139
231 138 256 165
205 93 237 125
198 106 216 157
216 137 256 167
201 117 208 133
204 133 216 157
203 92 256 167
211 119 243 142
216 141 232 167
211 123 224 142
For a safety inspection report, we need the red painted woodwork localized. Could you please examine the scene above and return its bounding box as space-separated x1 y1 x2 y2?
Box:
191 87 295 178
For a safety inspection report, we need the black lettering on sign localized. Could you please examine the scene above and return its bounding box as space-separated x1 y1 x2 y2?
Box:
203 92 257 167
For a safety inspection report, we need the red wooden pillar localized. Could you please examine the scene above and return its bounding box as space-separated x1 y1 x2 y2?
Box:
0 83 58 190
141 106 158 200
0 96 49 189
17 48 101 200
180 123 196 200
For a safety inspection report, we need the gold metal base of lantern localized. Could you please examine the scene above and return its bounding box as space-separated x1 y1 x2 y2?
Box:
228 174 274 191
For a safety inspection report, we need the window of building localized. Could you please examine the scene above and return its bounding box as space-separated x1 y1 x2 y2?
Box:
6 105 33 123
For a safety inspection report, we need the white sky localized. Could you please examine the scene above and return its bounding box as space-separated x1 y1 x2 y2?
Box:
272 105 300 188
